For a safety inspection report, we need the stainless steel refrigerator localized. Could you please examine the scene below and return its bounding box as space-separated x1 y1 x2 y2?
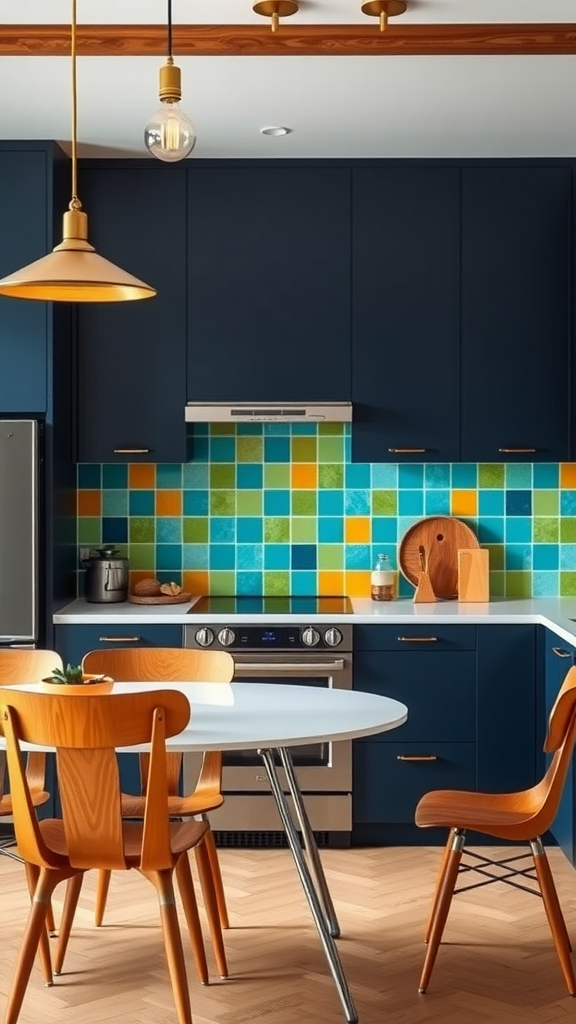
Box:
0 420 38 647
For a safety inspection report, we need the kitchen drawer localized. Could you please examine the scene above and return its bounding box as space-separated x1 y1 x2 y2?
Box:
354 624 477 652
54 624 184 666
353 741 476 823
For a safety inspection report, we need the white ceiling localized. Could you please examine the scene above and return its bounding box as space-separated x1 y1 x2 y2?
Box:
1 0 576 159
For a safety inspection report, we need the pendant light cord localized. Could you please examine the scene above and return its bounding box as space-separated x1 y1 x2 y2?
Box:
167 0 173 59
70 0 80 209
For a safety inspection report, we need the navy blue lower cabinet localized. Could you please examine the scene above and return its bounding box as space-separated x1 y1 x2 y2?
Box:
544 629 576 865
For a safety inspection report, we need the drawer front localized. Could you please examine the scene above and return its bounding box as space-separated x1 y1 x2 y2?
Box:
54 624 184 666
354 650 476 741
353 741 476 823
354 624 477 652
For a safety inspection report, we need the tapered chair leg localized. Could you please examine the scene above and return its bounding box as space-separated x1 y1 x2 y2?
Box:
6 868 61 1024
419 830 465 994
194 838 229 978
424 829 456 944
147 869 193 1024
45 900 57 937
530 839 576 996
23 861 53 986
175 852 209 984
201 826 229 929
94 868 112 926
54 872 84 975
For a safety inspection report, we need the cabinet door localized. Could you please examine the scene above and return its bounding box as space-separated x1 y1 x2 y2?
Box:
76 165 188 463
186 165 351 402
0 148 49 412
351 164 460 463
544 631 576 864
461 166 571 462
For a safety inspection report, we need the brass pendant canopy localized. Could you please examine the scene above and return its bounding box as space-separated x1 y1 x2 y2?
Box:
361 0 407 32
253 0 299 33
0 0 156 302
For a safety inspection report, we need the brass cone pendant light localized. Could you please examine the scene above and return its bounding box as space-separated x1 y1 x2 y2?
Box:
0 0 156 303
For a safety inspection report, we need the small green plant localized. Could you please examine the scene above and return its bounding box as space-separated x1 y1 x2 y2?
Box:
48 663 84 685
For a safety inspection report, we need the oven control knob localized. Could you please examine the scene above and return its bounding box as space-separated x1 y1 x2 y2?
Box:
195 627 215 648
302 627 320 647
218 627 236 648
324 628 343 648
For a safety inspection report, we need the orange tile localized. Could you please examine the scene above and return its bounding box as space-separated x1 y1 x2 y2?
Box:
451 490 477 516
183 570 208 597
345 517 370 544
156 490 182 516
129 570 154 590
319 571 345 596
78 490 101 516
291 464 317 489
345 571 371 598
129 463 155 489
560 463 576 488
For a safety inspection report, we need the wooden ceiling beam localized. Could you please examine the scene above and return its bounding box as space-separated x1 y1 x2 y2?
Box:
1 23 575 57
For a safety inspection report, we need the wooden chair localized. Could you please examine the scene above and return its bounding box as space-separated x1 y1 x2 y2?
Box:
415 664 576 997
0 685 218 1024
78 648 233 966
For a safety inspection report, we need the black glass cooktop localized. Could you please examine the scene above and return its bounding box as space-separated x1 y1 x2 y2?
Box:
188 595 353 616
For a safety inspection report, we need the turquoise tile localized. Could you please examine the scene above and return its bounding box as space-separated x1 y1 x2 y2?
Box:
318 490 344 515
210 518 236 543
157 517 182 544
157 464 182 489
345 490 370 515
182 463 209 488
102 490 128 516
156 544 182 571
345 545 371 569
291 571 318 593
479 491 504 516
346 464 370 488
372 464 398 488
533 544 559 569
264 545 290 569
451 464 477 488
399 464 424 488
533 464 559 488
318 518 344 543
506 518 531 543
425 490 450 514
506 464 532 488
533 570 559 596
561 545 576 570
399 491 424 516
561 492 576 516
372 519 397 543
183 544 208 569
425 465 450 488
103 464 127 489
237 545 263 570
505 544 532 570
237 464 263 489
237 571 264 594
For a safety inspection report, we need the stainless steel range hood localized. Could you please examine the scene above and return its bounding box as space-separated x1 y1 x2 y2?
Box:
185 402 352 424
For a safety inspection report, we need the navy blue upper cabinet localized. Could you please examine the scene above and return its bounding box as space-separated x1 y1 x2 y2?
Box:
76 163 188 463
351 164 461 463
186 164 351 402
461 165 571 463
0 144 64 414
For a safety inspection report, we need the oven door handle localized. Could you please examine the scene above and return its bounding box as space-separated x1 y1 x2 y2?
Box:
233 659 346 673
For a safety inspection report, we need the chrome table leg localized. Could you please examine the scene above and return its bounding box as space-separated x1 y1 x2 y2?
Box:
278 745 341 938
258 747 358 1024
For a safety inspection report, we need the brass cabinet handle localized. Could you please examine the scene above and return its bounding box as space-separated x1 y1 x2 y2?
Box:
388 448 427 453
99 636 142 643
112 448 151 454
396 755 438 762
497 447 537 453
552 647 573 659
397 636 438 643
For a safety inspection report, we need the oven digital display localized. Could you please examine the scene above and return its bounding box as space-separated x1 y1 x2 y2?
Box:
237 627 300 647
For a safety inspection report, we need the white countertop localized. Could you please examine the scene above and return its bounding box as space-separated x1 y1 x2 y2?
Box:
53 597 576 646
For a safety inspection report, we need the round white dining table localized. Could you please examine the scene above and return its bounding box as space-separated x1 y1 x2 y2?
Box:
1 680 408 1023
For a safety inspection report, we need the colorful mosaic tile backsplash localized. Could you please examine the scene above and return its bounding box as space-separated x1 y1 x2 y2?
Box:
76 423 576 599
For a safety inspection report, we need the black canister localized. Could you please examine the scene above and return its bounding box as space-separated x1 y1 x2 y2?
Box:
82 546 129 603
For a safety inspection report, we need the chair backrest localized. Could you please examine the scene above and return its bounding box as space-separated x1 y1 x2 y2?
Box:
0 687 190 872
529 665 576 836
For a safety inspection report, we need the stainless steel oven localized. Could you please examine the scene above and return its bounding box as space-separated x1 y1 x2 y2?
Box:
183 607 353 846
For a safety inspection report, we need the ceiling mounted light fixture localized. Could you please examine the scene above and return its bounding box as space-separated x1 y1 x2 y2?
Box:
361 0 407 32
253 0 299 34
260 126 292 136
0 0 156 302
144 0 196 163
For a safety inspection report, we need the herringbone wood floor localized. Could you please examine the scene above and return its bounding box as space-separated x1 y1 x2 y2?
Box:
1 844 576 1024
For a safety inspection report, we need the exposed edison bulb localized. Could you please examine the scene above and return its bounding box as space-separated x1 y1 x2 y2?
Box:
144 102 196 163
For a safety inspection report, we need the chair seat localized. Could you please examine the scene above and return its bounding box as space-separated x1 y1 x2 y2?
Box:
416 788 538 840
0 790 50 815
39 818 208 863
121 792 225 818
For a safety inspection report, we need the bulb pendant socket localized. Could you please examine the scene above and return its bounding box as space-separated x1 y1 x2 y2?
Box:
159 60 182 104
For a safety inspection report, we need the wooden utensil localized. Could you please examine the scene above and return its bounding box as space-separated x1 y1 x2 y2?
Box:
414 543 437 603
399 516 480 599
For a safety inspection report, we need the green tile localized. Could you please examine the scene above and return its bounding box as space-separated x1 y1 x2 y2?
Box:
318 544 344 569
505 571 532 598
292 518 316 542
183 518 208 543
318 423 345 436
561 518 576 542
485 544 504 571
292 437 317 462
489 571 505 597
372 490 397 516
128 544 155 571
265 517 289 543
479 464 505 488
318 437 344 463
264 571 290 595
210 464 235 489
236 491 262 516
210 424 235 435
130 517 155 543
210 491 235 516
560 572 576 597
319 464 344 488
77 517 101 544
209 571 236 593
237 437 263 463
533 490 559 516
264 464 290 488
533 517 559 543
293 491 317 516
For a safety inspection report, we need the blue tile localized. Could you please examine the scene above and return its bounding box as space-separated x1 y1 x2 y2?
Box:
237 423 263 435
561 492 576 516
264 544 290 569
156 517 182 544
102 464 128 489
291 423 316 436
291 571 318 594
210 518 236 543
399 464 424 488
129 490 154 516
345 544 371 570
345 490 370 516
533 571 559 597
263 423 289 436
346 464 370 489
425 464 450 488
399 491 424 516
371 543 397 567
533 464 559 489
237 464 263 489
237 544 263 570
78 464 101 488
451 464 477 488
182 463 209 488
157 464 182 489
265 490 290 516
425 490 450 515
505 544 531 570
190 436 209 461
344 433 351 463
237 571 264 594
102 490 128 517
560 545 576 570
371 464 398 488
210 545 236 570
533 544 559 570
398 516 419 539
506 464 532 489
506 517 532 543
291 544 317 570
155 544 182 571
264 437 290 462
210 437 235 462
372 518 398 543
102 518 127 544
237 518 263 542
183 490 208 516
319 518 344 543
506 491 532 517
477 518 505 544
479 490 504 516
183 544 208 569
318 491 344 516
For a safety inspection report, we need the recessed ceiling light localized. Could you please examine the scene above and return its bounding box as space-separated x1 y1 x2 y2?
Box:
260 126 292 137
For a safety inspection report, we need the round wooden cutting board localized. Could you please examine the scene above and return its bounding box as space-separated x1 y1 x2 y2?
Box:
128 592 192 605
399 516 479 599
